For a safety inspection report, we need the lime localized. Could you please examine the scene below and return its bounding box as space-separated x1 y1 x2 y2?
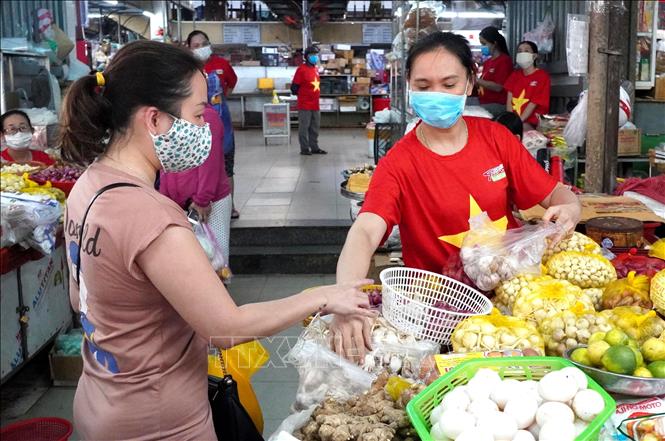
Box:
570 347 592 366
605 328 629 346
642 337 665 362
627 339 639 350
633 367 654 378
588 341 611 366
647 361 665 378
588 332 607 344
601 345 637 375
630 346 644 367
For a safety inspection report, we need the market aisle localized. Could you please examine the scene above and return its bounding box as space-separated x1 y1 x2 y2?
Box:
0 274 336 440
233 128 371 224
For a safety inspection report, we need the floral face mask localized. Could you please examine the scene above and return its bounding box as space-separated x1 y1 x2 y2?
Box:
150 114 211 173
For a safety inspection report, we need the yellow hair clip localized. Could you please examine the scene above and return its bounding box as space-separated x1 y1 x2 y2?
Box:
95 71 106 87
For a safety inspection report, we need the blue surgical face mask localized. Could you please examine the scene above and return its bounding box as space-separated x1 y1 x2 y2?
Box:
307 54 319 64
481 45 491 57
409 81 468 129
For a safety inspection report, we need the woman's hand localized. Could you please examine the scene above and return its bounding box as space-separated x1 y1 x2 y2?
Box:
309 279 375 318
190 202 211 223
329 314 374 363
543 201 581 241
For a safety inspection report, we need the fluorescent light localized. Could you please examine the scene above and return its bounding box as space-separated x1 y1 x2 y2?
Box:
103 0 118 5
440 11 505 19
88 12 103 18
142 10 155 17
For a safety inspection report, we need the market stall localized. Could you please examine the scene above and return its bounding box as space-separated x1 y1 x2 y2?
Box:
0 163 82 384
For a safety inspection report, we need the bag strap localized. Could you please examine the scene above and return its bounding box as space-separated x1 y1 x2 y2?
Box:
75 182 140 286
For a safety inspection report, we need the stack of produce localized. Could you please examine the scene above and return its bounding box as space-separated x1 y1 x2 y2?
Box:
30 165 83 184
427 367 606 441
542 232 601 263
569 328 665 378
545 250 617 288
538 310 613 356
294 373 423 441
612 248 665 278
511 278 595 324
451 308 545 355
346 172 372 193
601 271 652 310
599 306 665 343
1 163 43 174
493 274 551 315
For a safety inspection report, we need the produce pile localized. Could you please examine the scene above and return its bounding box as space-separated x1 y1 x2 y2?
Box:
31 165 83 184
427 366 605 441
294 373 424 441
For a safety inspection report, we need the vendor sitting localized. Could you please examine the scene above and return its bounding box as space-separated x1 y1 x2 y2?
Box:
1 110 55 166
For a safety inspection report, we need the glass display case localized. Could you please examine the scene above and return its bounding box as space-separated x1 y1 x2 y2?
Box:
635 0 661 89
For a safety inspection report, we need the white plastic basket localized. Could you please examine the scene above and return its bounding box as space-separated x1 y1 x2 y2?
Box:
380 267 492 345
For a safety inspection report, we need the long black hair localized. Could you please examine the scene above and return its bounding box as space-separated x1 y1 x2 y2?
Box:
479 26 509 56
406 32 477 80
59 40 204 166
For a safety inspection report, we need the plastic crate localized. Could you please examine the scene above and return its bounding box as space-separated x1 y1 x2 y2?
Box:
406 357 616 441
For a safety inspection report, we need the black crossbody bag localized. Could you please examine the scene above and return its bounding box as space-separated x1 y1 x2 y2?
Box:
76 183 264 441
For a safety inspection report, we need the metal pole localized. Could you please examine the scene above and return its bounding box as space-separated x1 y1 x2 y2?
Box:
117 12 121 43
302 0 309 49
177 0 182 43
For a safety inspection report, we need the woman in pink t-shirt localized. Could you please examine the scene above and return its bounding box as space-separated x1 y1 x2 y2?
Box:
159 104 233 265
58 41 374 441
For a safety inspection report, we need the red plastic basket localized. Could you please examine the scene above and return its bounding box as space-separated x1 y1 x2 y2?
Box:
0 417 73 441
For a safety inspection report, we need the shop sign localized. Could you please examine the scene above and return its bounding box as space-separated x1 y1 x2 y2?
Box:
223 24 260 44
362 23 393 44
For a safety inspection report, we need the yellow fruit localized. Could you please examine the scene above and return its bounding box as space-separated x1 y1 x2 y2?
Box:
605 328 629 346
570 347 592 366
648 361 665 378
634 367 654 378
641 337 665 362
588 341 611 366
630 346 644 367
588 332 607 344
601 345 637 375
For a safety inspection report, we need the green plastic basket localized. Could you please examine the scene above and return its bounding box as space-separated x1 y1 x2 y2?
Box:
406 356 616 441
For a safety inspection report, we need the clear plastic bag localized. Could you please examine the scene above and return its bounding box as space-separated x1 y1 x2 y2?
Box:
602 271 652 310
1 193 61 254
460 213 561 291
523 12 555 53
193 221 231 280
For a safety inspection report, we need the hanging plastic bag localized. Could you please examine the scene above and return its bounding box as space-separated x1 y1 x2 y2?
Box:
451 308 545 355
601 271 652 310
0 192 61 254
460 212 561 291
193 221 232 280
208 341 269 433
523 11 555 53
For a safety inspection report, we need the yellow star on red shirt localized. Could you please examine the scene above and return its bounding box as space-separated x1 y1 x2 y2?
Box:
311 78 320 92
438 195 508 249
511 89 530 115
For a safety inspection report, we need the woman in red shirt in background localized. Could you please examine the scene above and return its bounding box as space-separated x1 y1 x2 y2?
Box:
505 40 551 131
1 110 55 165
186 30 241 219
477 26 513 117
329 32 580 361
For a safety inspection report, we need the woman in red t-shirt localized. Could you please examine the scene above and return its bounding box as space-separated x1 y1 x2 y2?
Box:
329 32 580 361
477 26 513 116
504 40 551 131
1 110 55 165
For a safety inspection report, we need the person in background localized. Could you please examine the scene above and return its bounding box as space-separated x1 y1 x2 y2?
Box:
477 26 513 117
504 40 551 131
186 30 241 219
1 110 55 165
494 111 524 141
291 46 327 156
159 101 233 267
58 40 374 440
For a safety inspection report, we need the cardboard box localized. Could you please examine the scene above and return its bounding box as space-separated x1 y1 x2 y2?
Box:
618 128 642 156
520 194 664 223
655 75 665 101
352 66 368 77
356 77 371 84
336 57 348 68
49 347 83 386
351 58 366 65
335 49 354 60
367 252 403 282
351 83 370 95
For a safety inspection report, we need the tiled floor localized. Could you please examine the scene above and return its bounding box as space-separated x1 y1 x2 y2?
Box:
0 274 337 440
232 128 372 224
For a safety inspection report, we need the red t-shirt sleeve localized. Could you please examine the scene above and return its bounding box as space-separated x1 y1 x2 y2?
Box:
494 56 514 86
359 159 402 242
221 59 237 90
494 123 557 209
530 71 551 108
504 71 518 96
292 66 303 85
